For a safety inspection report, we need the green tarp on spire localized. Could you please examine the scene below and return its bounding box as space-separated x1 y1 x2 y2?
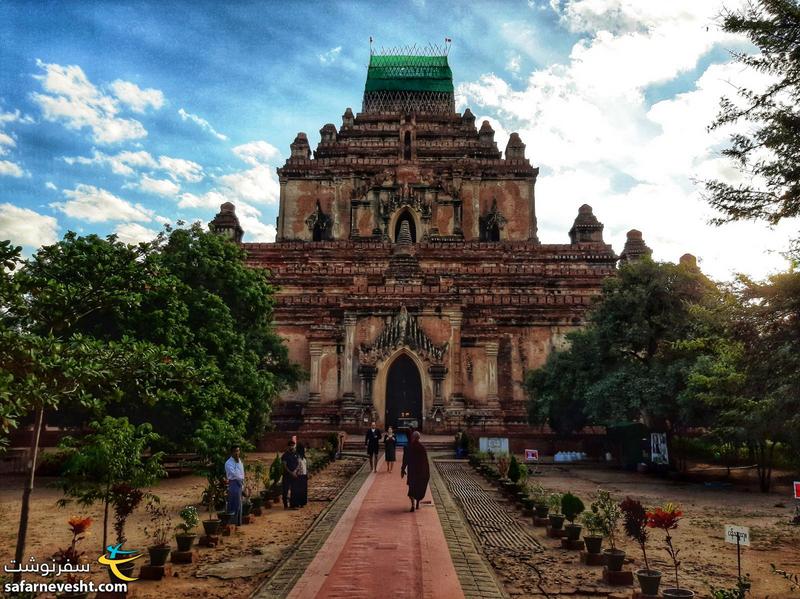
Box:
364 54 454 93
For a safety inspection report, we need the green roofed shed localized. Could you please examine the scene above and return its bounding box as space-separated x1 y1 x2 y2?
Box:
364 55 454 94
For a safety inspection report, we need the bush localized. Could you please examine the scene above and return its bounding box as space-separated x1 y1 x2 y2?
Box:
547 492 563 514
561 493 585 523
269 453 283 487
495 453 510 478
508 456 521 482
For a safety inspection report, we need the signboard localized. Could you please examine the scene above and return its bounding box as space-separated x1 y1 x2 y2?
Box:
479 437 509 454
651 432 669 465
724 524 750 546
524 449 539 462
794 481 800 500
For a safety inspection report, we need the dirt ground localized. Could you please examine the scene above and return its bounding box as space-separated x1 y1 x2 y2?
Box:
0 454 363 598
525 464 800 598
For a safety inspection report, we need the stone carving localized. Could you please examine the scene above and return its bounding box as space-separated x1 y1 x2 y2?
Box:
359 305 448 365
479 197 507 241
305 200 332 240
377 185 432 219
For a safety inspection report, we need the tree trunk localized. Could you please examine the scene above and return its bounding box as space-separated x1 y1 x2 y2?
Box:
102 494 110 553
13 404 44 583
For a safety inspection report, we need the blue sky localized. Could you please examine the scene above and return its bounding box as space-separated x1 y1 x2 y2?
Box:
0 0 795 280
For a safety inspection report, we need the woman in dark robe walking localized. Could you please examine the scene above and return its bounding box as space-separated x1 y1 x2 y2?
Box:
383 426 397 473
401 431 429 512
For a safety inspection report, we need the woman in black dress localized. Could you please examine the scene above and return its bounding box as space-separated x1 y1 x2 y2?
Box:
383 426 397 473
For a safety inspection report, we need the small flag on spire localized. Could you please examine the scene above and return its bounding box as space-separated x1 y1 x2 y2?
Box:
369 36 373 43
445 37 452 43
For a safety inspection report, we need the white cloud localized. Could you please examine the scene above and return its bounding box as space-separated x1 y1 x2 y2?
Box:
217 165 279 204
0 160 24 178
62 149 203 182
0 203 59 247
109 80 165 113
113 222 159 245
135 175 180 197
233 140 281 166
178 108 227 141
52 184 154 223
45 181 57 190
0 131 15 155
32 60 148 144
506 54 522 74
157 155 203 182
235 202 277 242
64 149 155 176
319 46 342 65
457 0 792 280
178 189 229 210
0 110 34 125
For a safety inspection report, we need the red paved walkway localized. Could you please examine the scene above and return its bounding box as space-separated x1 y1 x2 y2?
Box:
287 450 464 599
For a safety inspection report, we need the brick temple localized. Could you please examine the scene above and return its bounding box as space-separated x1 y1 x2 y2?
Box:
210 49 651 434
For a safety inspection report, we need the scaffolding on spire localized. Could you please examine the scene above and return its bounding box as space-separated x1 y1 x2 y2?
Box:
362 41 455 114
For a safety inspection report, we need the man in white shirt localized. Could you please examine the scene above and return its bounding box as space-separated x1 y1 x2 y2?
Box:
225 445 245 526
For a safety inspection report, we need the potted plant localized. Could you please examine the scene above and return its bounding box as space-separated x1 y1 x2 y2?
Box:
109 483 144 582
561 493 585 541
580 510 605 554
52 516 92 599
268 453 284 502
547 492 565 530
648 503 693 598
144 498 172 567
247 461 264 513
175 505 199 552
592 489 625 571
621 497 662 596
529 482 549 518
201 477 224 536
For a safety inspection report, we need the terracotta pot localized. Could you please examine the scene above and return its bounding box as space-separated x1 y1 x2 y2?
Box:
217 511 234 526
636 569 662 596
108 560 136 584
202 519 221 536
603 548 626 572
583 535 603 554
148 544 171 567
175 533 195 552
548 514 565 530
565 524 582 541
662 588 694 598
534 504 549 518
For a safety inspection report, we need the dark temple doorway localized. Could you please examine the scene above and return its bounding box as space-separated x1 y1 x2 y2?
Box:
385 354 422 430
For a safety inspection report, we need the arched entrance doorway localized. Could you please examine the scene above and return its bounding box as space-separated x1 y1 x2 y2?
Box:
385 354 422 429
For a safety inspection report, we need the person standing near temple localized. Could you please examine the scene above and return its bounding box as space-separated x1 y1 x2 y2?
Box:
292 444 309 508
224 445 245 526
281 439 299 509
364 421 381 473
383 426 397 473
401 431 430 512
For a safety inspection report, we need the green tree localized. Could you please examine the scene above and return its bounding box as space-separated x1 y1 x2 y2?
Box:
705 0 800 253
1 333 195 579
684 270 800 491
526 258 716 439
58 416 165 551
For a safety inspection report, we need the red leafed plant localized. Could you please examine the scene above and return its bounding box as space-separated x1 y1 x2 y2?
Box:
52 516 92 582
620 497 651 571
647 503 684 589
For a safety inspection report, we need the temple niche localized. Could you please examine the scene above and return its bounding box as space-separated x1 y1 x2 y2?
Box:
211 47 651 434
